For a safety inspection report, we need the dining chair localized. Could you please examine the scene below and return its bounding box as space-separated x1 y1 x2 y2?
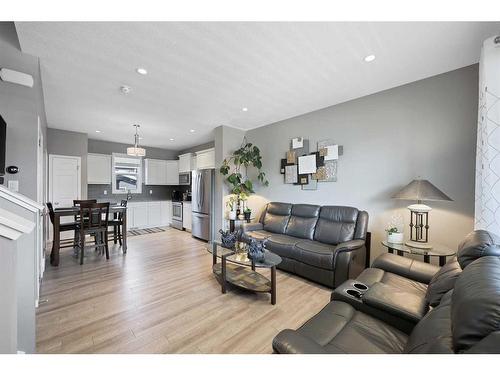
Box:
76 202 110 265
108 199 127 246
73 199 97 244
46 202 80 248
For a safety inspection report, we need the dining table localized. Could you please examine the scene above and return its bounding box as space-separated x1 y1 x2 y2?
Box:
50 205 127 266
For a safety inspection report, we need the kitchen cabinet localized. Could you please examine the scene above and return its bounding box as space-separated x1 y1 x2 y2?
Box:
183 202 192 231
144 159 179 185
195 148 215 170
166 160 179 185
178 153 195 173
87 153 111 184
126 200 172 229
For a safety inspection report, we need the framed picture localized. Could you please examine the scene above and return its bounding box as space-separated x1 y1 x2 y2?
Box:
285 165 298 184
298 154 317 174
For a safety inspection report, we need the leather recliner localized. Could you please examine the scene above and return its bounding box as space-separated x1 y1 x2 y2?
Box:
351 230 500 324
272 254 500 354
240 202 369 288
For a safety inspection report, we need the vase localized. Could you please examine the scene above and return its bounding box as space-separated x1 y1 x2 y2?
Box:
243 211 251 221
247 239 266 262
387 232 404 244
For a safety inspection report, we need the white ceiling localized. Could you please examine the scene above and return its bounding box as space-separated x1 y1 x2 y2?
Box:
15 22 500 150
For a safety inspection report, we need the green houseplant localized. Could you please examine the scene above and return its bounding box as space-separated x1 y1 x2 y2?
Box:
220 139 269 216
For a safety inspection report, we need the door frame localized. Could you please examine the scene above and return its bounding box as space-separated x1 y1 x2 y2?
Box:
48 154 82 204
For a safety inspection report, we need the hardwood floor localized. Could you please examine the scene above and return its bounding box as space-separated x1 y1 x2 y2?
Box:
37 228 331 353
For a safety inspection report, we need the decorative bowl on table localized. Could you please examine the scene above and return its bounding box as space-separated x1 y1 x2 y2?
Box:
219 229 240 249
247 239 267 262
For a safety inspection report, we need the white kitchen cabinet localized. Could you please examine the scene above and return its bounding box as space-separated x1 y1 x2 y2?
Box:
133 204 148 228
195 148 215 170
160 200 172 226
166 160 179 185
126 200 172 229
144 159 167 185
178 153 195 173
147 201 162 226
145 159 179 185
182 202 192 231
87 153 111 184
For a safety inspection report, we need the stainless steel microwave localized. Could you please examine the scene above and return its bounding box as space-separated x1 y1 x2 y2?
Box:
179 172 191 185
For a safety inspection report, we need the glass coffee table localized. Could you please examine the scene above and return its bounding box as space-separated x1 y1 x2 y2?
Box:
207 242 282 305
381 241 456 266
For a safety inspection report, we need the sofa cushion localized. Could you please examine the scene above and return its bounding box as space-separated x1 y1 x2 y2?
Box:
240 229 273 243
274 300 407 354
456 230 500 269
295 240 335 269
356 267 428 296
314 206 359 245
265 234 301 258
263 202 292 234
452 256 500 352
285 204 320 240
425 257 462 307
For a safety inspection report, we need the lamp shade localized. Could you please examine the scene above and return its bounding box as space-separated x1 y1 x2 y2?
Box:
392 179 452 202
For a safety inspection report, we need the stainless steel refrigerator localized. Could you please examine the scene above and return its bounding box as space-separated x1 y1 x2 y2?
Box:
191 169 214 241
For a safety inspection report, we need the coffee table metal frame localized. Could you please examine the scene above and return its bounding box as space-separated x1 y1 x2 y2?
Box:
208 242 281 305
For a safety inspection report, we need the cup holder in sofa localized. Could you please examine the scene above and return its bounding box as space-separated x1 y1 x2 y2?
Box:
353 282 368 291
345 289 363 299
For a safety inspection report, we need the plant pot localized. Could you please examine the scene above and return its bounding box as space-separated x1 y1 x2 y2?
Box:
228 210 237 220
243 211 251 221
387 232 404 244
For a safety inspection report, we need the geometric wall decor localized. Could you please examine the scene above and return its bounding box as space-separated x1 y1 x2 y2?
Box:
281 137 343 189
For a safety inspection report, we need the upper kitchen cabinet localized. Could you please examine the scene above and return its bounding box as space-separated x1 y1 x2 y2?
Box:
87 153 111 184
144 159 179 185
178 153 195 173
195 148 215 170
166 160 179 185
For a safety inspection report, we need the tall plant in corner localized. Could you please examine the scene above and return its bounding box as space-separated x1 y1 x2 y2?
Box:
219 138 269 214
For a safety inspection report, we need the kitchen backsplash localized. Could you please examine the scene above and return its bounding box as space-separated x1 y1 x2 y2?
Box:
88 184 190 202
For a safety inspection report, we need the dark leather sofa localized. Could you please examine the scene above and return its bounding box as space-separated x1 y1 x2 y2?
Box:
272 230 500 354
240 202 369 288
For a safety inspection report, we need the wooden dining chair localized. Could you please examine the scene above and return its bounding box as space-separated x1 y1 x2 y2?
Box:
46 202 80 248
76 202 110 265
108 199 127 246
73 199 97 244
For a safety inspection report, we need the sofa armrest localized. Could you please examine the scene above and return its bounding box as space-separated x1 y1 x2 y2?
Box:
371 253 439 284
334 239 365 253
240 222 264 232
272 329 327 354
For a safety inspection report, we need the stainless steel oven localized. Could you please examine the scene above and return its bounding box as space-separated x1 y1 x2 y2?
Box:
179 172 191 185
171 201 183 230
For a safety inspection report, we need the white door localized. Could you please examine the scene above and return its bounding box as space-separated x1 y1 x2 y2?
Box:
49 155 81 208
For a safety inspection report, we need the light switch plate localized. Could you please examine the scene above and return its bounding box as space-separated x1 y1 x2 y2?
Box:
149 189 153 195
8 180 19 192
103 190 108 195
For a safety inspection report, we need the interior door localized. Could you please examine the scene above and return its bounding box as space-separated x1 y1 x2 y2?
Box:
49 155 81 208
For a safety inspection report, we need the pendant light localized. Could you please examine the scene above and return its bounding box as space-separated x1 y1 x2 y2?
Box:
127 124 146 157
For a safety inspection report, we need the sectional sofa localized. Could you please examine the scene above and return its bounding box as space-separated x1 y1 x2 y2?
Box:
240 202 369 288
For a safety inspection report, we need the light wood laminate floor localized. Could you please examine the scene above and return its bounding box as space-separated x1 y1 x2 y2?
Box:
37 228 331 353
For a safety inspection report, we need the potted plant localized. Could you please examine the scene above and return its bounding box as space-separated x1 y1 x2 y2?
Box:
226 195 238 220
386 226 404 244
243 207 252 221
220 138 269 214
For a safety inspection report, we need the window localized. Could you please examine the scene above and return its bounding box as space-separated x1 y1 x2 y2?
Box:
112 153 142 194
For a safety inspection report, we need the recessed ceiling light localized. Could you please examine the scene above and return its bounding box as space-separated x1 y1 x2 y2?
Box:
169 138 175 141
136 68 148 75
95 130 101 133
242 107 248 112
189 129 195 133
364 54 376 62
120 85 132 94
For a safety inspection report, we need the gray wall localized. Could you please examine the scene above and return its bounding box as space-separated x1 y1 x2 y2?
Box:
0 22 48 201
245 65 479 263
47 128 88 198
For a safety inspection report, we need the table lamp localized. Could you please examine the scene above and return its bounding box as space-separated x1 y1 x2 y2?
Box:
392 179 452 249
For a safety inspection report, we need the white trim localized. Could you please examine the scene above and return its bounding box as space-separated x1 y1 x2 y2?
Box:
0 207 35 241
48 154 82 205
0 185 43 212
